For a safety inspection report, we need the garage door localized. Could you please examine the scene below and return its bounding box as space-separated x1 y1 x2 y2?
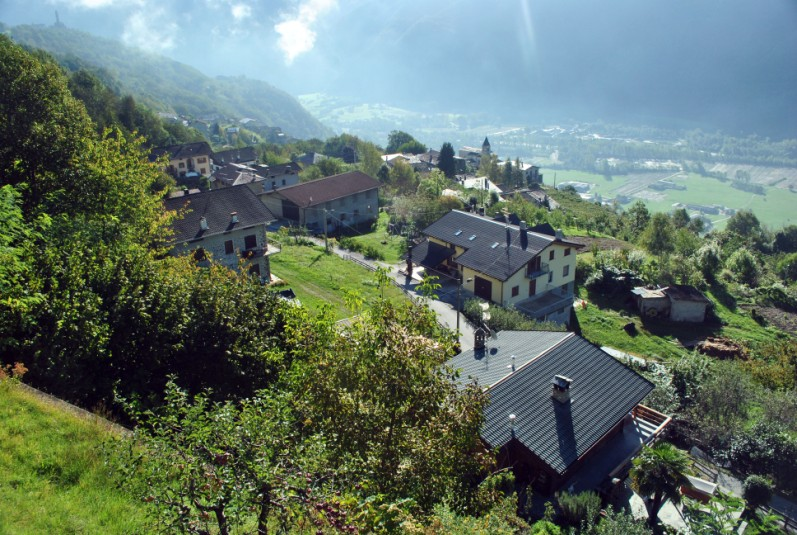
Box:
474 276 492 301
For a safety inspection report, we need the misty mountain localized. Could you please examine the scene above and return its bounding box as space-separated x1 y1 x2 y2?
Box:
5 24 332 140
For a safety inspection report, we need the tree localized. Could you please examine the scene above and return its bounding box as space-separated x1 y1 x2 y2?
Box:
640 213 675 257
356 140 383 178
727 247 759 286
0 35 94 215
682 491 744 535
671 208 691 229
477 153 501 183
417 169 449 198
438 142 456 178
695 241 722 281
725 209 762 240
387 159 418 195
398 139 426 154
113 381 340 535
630 442 691 526
743 475 773 512
625 201 650 240
386 130 418 153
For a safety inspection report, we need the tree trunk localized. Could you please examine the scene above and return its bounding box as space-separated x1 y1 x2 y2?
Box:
214 506 229 535
648 490 663 526
257 484 271 535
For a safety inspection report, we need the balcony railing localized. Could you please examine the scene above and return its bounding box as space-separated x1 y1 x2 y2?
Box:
525 262 550 279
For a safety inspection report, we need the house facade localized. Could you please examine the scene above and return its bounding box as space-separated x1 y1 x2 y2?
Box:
164 185 277 281
150 141 214 178
412 210 581 324
259 171 379 233
251 162 302 193
448 331 670 496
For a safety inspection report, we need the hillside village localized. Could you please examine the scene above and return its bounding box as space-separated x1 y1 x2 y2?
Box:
2 32 797 535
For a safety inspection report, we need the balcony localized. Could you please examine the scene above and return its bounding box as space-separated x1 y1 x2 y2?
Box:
525 262 550 279
240 243 282 259
566 404 671 494
515 289 573 320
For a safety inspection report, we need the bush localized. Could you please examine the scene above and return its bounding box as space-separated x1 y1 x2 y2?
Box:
584 265 642 297
462 299 566 332
743 475 774 510
530 520 562 534
556 491 601 528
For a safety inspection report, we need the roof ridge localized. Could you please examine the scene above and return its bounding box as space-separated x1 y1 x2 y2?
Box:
451 210 555 241
486 332 574 390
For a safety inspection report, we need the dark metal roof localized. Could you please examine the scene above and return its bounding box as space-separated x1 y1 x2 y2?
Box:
410 239 456 269
213 146 258 164
450 331 654 475
164 185 276 243
422 210 554 281
149 141 213 163
664 285 711 304
272 171 379 207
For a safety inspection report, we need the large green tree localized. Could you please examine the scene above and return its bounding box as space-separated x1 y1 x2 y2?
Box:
438 142 457 178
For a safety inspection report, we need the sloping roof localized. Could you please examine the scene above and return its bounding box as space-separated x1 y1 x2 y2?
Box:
149 142 213 163
422 210 554 281
259 162 302 178
273 171 379 207
449 331 654 475
213 147 258 164
664 285 711 304
164 185 276 243
410 239 456 269
213 163 263 187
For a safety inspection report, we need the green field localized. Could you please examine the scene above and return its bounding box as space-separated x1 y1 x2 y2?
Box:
269 241 409 320
543 169 797 230
0 383 148 534
574 286 786 363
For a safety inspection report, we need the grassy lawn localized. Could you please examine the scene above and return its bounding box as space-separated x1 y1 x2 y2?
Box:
0 383 148 534
269 241 409 320
574 285 785 364
347 211 406 264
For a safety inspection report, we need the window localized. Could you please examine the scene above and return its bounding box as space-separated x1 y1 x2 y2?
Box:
549 250 555 261
548 271 553 283
511 285 519 297
197 157 207 163
281 179 286 185
563 265 570 277
248 263 261 277
200 168 206 175
178 162 186 168
564 247 571 256
224 240 234 255
529 279 537 296
244 234 257 250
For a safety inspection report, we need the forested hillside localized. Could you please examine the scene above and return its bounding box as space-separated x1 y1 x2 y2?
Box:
4 24 332 140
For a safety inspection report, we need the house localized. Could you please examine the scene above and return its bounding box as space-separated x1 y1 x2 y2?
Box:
519 163 543 185
213 162 264 188
164 185 277 281
251 162 302 193
458 137 491 167
631 285 711 322
259 171 379 233
150 141 214 178
295 152 328 167
447 330 670 495
411 210 582 324
213 146 258 167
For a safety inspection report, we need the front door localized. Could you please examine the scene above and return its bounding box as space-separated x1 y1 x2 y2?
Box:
474 276 492 301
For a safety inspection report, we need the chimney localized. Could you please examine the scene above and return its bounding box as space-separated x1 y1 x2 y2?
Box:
231 212 239 224
509 413 517 436
474 327 486 350
519 221 528 249
199 216 209 231
520 220 527 230
551 375 573 403
555 229 564 240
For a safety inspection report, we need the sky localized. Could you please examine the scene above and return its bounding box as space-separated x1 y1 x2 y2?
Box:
2 0 796 137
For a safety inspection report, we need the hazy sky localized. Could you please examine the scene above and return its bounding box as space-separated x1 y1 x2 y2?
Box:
2 0 796 137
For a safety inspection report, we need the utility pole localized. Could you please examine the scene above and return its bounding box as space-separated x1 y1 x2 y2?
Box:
323 208 329 252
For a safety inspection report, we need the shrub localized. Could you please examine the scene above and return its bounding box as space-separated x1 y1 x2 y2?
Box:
462 299 566 332
743 475 774 510
556 490 601 528
530 520 561 534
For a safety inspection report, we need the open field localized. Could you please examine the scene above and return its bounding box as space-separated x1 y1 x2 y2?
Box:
542 168 797 229
269 241 409 320
0 383 148 534
346 212 406 264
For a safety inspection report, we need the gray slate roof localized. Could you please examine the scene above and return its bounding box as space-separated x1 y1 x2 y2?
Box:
164 185 276 244
410 239 456 269
149 141 213 163
448 331 654 475
421 210 554 281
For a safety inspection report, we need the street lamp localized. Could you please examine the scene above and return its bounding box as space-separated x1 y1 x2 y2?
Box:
456 276 473 333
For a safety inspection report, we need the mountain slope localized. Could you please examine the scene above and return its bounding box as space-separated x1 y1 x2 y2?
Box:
6 24 332 140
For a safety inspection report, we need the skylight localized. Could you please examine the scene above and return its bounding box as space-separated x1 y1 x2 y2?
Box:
491 242 499 248
454 230 462 236
469 234 477 241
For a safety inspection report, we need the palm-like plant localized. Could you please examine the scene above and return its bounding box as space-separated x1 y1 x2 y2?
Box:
630 441 691 526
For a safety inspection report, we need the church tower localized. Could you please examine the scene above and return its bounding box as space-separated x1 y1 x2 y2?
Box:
482 137 491 155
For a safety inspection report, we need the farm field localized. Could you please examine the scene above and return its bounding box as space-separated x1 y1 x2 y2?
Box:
542 168 797 230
